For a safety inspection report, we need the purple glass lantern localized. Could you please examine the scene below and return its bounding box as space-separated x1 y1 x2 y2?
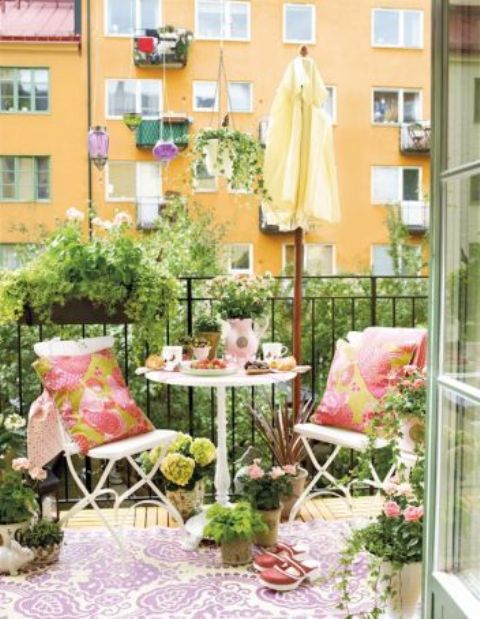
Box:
88 126 109 170
152 140 179 166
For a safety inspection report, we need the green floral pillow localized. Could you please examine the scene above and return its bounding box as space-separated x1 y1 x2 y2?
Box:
34 349 153 454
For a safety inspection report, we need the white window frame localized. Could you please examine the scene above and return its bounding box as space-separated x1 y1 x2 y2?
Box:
371 88 422 125
195 0 251 42
282 243 337 275
192 80 219 112
371 243 422 276
105 161 163 202
225 243 253 274
227 81 253 113
325 85 337 125
371 166 423 205
371 8 424 49
283 3 316 44
105 79 163 119
104 0 163 37
193 162 218 193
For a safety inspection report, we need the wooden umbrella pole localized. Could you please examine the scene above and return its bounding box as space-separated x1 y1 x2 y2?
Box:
293 226 304 420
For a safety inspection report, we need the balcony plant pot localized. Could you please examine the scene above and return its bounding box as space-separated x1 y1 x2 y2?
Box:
380 561 422 618
203 139 233 178
254 506 282 548
30 542 62 565
225 318 266 363
398 417 425 454
21 298 129 326
280 467 308 521
196 331 221 360
166 481 204 521
221 538 252 567
0 521 30 548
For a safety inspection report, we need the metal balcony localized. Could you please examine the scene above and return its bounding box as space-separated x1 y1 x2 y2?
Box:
400 201 430 234
259 207 291 235
133 27 193 68
135 115 192 149
400 121 431 154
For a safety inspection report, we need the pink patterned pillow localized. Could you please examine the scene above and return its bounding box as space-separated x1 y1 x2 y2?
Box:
313 331 418 432
33 348 153 454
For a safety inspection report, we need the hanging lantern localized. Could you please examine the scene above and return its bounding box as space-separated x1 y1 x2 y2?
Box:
123 112 142 131
152 140 179 166
88 126 109 170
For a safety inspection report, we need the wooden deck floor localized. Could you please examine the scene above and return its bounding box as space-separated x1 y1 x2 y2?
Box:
64 495 383 530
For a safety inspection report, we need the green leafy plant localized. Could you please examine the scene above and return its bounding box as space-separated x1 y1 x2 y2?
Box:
206 274 275 320
191 127 268 198
238 459 292 511
0 412 26 469
204 501 267 544
194 310 221 333
19 519 64 548
0 471 37 525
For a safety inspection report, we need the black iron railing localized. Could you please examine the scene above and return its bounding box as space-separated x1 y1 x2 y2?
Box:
1 275 428 505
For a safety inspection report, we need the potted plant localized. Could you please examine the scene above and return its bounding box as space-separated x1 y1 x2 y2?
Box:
248 398 313 520
18 519 64 565
0 471 38 548
238 459 292 547
336 477 424 618
204 501 267 566
141 433 216 520
194 310 222 360
191 337 211 361
191 128 268 198
178 335 194 360
206 275 274 361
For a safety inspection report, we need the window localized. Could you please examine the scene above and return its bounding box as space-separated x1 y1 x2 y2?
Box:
371 166 421 204
373 89 421 124
106 79 162 118
284 4 315 44
193 161 217 193
106 161 162 201
227 81 252 113
196 1 250 41
372 244 420 276
106 0 161 35
284 243 335 275
193 81 218 112
0 156 50 202
324 86 336 123
224 244 253 274
372 9 423 48
0 68 49 113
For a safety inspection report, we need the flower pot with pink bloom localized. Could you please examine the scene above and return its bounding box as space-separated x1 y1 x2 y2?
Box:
238 459 292 547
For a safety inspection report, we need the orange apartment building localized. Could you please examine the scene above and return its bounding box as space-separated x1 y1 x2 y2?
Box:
0 0 431 276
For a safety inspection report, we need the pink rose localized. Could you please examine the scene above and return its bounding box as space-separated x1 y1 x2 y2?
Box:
383 500 401 518
396 482 414 497
412 378 424 390
283 464 297 476
246 463 264 480
382 480 398 495
403 505 424 522
12 457 30 471
270 466 285 479
29 467 47 481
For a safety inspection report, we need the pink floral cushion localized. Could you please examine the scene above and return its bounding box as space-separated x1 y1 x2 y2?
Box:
33 348 153 454
313 329 420 432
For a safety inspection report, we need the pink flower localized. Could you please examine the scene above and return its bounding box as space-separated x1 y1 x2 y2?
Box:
66 207 84 222
246 463 264 480
382 480 398 495
29 467 47 481
403 365 417 376
403 505 424 522
113 211 132 227
12 457 30 471
412 378 424 390
270 466 285 479
396 482 414 497
283 464 297 476
383 500 401 518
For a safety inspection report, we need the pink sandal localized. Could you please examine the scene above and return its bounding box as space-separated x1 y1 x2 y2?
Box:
258 557 322 592
254 542 308 571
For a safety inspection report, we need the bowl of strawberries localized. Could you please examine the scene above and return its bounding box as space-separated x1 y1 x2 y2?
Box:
180 358 238 377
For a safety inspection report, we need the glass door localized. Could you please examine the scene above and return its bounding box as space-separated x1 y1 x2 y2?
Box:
425 1 480 616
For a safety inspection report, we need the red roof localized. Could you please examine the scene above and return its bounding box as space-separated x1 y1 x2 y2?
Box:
0 0 79 42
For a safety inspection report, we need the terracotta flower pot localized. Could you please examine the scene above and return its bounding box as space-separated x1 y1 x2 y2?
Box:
196 332 221 360
221 538 252 566
254 507 282 547
281 467 308 521
380 561 422 618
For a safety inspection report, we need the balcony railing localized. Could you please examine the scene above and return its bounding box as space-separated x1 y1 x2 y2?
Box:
133 27 193 68
259 206 291 235
400 201 430 233
400 121 431 154
135 115 192 149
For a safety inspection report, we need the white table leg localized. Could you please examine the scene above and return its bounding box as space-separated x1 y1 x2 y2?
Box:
214 385 231 505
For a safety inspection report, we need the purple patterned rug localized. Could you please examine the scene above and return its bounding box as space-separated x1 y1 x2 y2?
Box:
0 519 374 618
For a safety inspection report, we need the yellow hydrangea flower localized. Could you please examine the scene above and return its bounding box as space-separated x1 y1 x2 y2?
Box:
167 432 193 455
160 453 195 487
190 438 216 467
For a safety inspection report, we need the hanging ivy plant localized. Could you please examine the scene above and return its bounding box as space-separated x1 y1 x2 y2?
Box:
191 128 269 200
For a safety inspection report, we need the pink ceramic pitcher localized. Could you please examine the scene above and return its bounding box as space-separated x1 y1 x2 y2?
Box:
224 318 268 362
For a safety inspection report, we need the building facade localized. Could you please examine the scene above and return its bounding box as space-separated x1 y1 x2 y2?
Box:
0 0 431 275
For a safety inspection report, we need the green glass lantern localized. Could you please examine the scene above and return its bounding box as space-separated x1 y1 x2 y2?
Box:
123 112 142 131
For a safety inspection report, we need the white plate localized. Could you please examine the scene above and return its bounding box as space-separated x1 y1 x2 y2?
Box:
180 366 238 377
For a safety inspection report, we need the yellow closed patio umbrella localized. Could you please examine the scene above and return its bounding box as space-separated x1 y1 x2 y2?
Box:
263 47 340 413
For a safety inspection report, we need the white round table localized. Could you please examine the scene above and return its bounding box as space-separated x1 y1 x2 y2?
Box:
145 369 297 546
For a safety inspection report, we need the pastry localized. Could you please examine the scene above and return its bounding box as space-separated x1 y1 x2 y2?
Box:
145 354 165 370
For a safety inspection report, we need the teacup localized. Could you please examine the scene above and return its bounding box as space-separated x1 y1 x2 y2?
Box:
262 342 288 361
193 346 211 361
161 345 183 369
